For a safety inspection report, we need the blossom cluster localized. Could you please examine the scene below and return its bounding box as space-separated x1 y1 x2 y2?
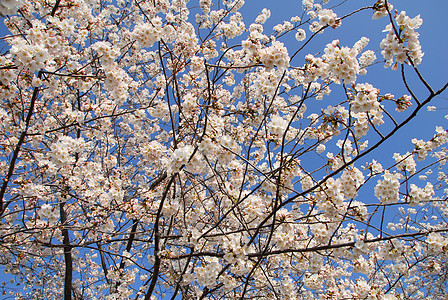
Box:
10 39 49 73
169 145 194 173
255 8 271 24
374 171 402 204
412 126 448 161
393 152 416 174
259 41 290 71
217 13 245 39
372 0 393 20
322 40 361 84
380 11 424 67
407 182 434 206
132 17 163 48
426 232 448 255
350 83 380 113
358 50 377 74
38 204 58 224
318 9 338 28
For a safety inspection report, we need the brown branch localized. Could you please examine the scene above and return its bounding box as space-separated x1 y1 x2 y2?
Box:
0 73 41 215
144 175 176 300
60 199 73 300
50 0 61 17
168 227 448 260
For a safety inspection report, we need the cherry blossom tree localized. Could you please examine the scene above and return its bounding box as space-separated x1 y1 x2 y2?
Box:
0 0 447 299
